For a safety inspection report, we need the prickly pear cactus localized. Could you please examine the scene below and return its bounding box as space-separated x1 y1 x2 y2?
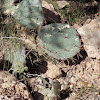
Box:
1 0 19 15
2 38 28 74
41 77 61 99
38 23 81 59
13 0 44 29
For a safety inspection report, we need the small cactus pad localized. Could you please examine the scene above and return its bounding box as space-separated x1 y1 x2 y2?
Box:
38 23 81 59
41 77 61 98
13 0 44 29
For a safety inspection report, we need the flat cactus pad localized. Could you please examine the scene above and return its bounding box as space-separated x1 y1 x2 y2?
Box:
13 0 44 29
38 23 81 59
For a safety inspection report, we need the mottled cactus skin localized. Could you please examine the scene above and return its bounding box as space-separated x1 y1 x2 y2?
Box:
38 23 81 59
13 0 44 29
1 0 18 15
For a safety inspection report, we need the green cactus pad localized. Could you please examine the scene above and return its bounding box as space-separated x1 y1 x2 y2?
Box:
38 23 81 59
1 0 18 14
13 0 44 29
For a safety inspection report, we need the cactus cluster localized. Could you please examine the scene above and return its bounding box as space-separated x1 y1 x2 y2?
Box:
1 0 81 65
11 0 80 60
38 23 81 59
1 1 81 99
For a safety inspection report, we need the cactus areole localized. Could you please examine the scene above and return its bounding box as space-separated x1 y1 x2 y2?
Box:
38 23 81 60
13 0 44 29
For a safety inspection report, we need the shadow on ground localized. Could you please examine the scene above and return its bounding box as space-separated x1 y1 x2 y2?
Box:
26 50 48 75
64 50 87 66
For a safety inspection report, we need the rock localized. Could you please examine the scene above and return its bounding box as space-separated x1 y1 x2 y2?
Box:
70 84 74 89
57 78 69 90
44 62 62 79
87 83 92 88
73 24 81 30
70 77 77 84
77 19 100 59
29 77 42 92
57 0 69 9
15 82 33 100
83 19 92 25
0 71 17 83
76 81 84 89
42 0 57 14
0 71 33 100
42 0 59 22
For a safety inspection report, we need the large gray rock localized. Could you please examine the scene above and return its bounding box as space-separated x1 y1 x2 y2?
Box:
77 19 100 59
